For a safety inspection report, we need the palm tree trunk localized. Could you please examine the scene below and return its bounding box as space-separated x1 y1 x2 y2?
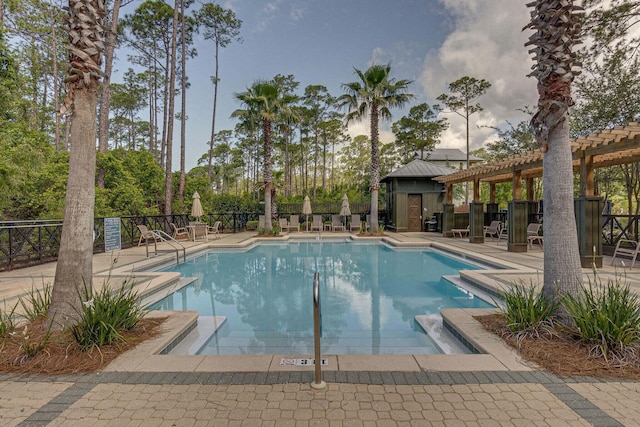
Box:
370 104 380 233
264 118 273 230
49 85 98 328
543 116 582 305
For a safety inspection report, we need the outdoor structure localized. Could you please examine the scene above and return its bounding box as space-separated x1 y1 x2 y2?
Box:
434 122 640 267
381 159 456 232
418 148 484 170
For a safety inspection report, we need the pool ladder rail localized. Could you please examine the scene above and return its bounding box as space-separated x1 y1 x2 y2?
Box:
142 230 187 264
311 271 326 389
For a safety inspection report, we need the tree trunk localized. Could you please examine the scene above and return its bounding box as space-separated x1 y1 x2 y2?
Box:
543 114 582 306
50 9 61 152
178 0 186 202
370 104 380 233
208 41 220 180
264 118 273 230
164 0 179 216
49 85 98 328
97 0 121 188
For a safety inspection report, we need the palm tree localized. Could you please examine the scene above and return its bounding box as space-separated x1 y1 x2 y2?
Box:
233 80 298 231
339 64 414 233
525 1 583 316
48 0 107 328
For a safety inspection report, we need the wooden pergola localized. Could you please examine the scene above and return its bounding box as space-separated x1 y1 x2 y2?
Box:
433 122 640 267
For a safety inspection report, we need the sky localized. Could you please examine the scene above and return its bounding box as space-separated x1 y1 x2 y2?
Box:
114 0 538 171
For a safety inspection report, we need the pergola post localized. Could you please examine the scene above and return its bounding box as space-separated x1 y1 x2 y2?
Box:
469 178 484 243
442 203 454 237
508 170 528 252
576 154 602 267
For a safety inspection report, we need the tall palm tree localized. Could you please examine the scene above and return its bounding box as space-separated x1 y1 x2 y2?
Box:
48 0 107 328
525 1 583 315
339 64 414 233
233 80 298 231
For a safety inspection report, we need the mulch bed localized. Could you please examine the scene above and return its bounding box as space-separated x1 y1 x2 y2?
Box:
476 313 640 379
0 317 166 375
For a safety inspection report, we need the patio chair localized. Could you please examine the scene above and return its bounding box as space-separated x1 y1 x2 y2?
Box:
350 214 361 232
451 225 469 238
171 223 189 240
527 223 543 249
331 214 345 231
310 215 323 232
289 215 301 232
279 218 290 233
258 215 265 230
207 221 221 239
365 214 372 231
484 221 501 240
497 227 508 244
611 238 640 268
137 224 162 246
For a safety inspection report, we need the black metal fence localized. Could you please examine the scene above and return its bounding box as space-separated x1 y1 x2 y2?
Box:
0 204 380 271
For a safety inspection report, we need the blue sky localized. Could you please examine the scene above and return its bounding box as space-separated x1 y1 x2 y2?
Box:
115 0 536 170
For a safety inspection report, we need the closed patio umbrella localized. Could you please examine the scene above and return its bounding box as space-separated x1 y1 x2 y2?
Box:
340 194 351 229
302 195 312 231
191 191 204 221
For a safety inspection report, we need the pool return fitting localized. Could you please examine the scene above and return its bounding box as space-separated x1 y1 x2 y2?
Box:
311 271 326 389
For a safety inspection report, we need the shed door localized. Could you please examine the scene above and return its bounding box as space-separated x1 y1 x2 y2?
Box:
407 194 422 231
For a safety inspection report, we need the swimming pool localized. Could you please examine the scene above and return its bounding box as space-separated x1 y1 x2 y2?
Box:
149 241 494 355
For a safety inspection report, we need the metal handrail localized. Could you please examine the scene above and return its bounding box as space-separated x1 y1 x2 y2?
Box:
143 230 186 264
311 271 326 389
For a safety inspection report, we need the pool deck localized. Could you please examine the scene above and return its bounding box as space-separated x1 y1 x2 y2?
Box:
2 231 640 426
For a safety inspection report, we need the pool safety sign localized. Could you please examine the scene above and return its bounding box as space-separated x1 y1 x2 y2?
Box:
280 358 328 366
104 217 122 252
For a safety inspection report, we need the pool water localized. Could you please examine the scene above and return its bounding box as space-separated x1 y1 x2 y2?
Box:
149 241 493 355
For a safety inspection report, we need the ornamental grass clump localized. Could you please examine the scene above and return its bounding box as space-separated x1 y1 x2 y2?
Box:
0 303 16 338
563 274 640 363
497 281 560 345
19 283 52 321
71 279 146 350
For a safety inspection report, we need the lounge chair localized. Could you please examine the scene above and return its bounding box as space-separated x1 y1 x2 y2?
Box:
365 214 372 231
279 218 290 233
611 239 640 268
258 215 265 230
451 225 469 238
137 224 162 246
331 214 345 231
289 215 301 232
527 223 543 249
310 215 323 232
207 221 221 239
497 227 508 244
171 223 189 240
350 214 361 232
484 221 501 240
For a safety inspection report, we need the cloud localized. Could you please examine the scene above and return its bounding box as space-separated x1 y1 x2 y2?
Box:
420 0 537 152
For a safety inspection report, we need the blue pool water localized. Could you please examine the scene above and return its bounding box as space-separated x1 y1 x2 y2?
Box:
149 241 493 355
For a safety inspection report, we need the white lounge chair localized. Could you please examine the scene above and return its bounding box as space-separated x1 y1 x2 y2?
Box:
137 224 162 246
171 223 189 240
350 214 361 232
208 221 221 239
279 218 290 233
331 214 345 231
452 225 469 238
310 215 323 232
484 221 501 240
289 215 301 232
611 239 640 268
527 223 543 249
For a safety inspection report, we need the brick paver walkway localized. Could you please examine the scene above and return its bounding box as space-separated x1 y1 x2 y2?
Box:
3 371 634 426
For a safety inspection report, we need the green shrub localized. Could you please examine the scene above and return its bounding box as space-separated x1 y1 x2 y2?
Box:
563 275 640 360
246 220 258 230
19 282 52 321
497 281 560 342
70 279 146 350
